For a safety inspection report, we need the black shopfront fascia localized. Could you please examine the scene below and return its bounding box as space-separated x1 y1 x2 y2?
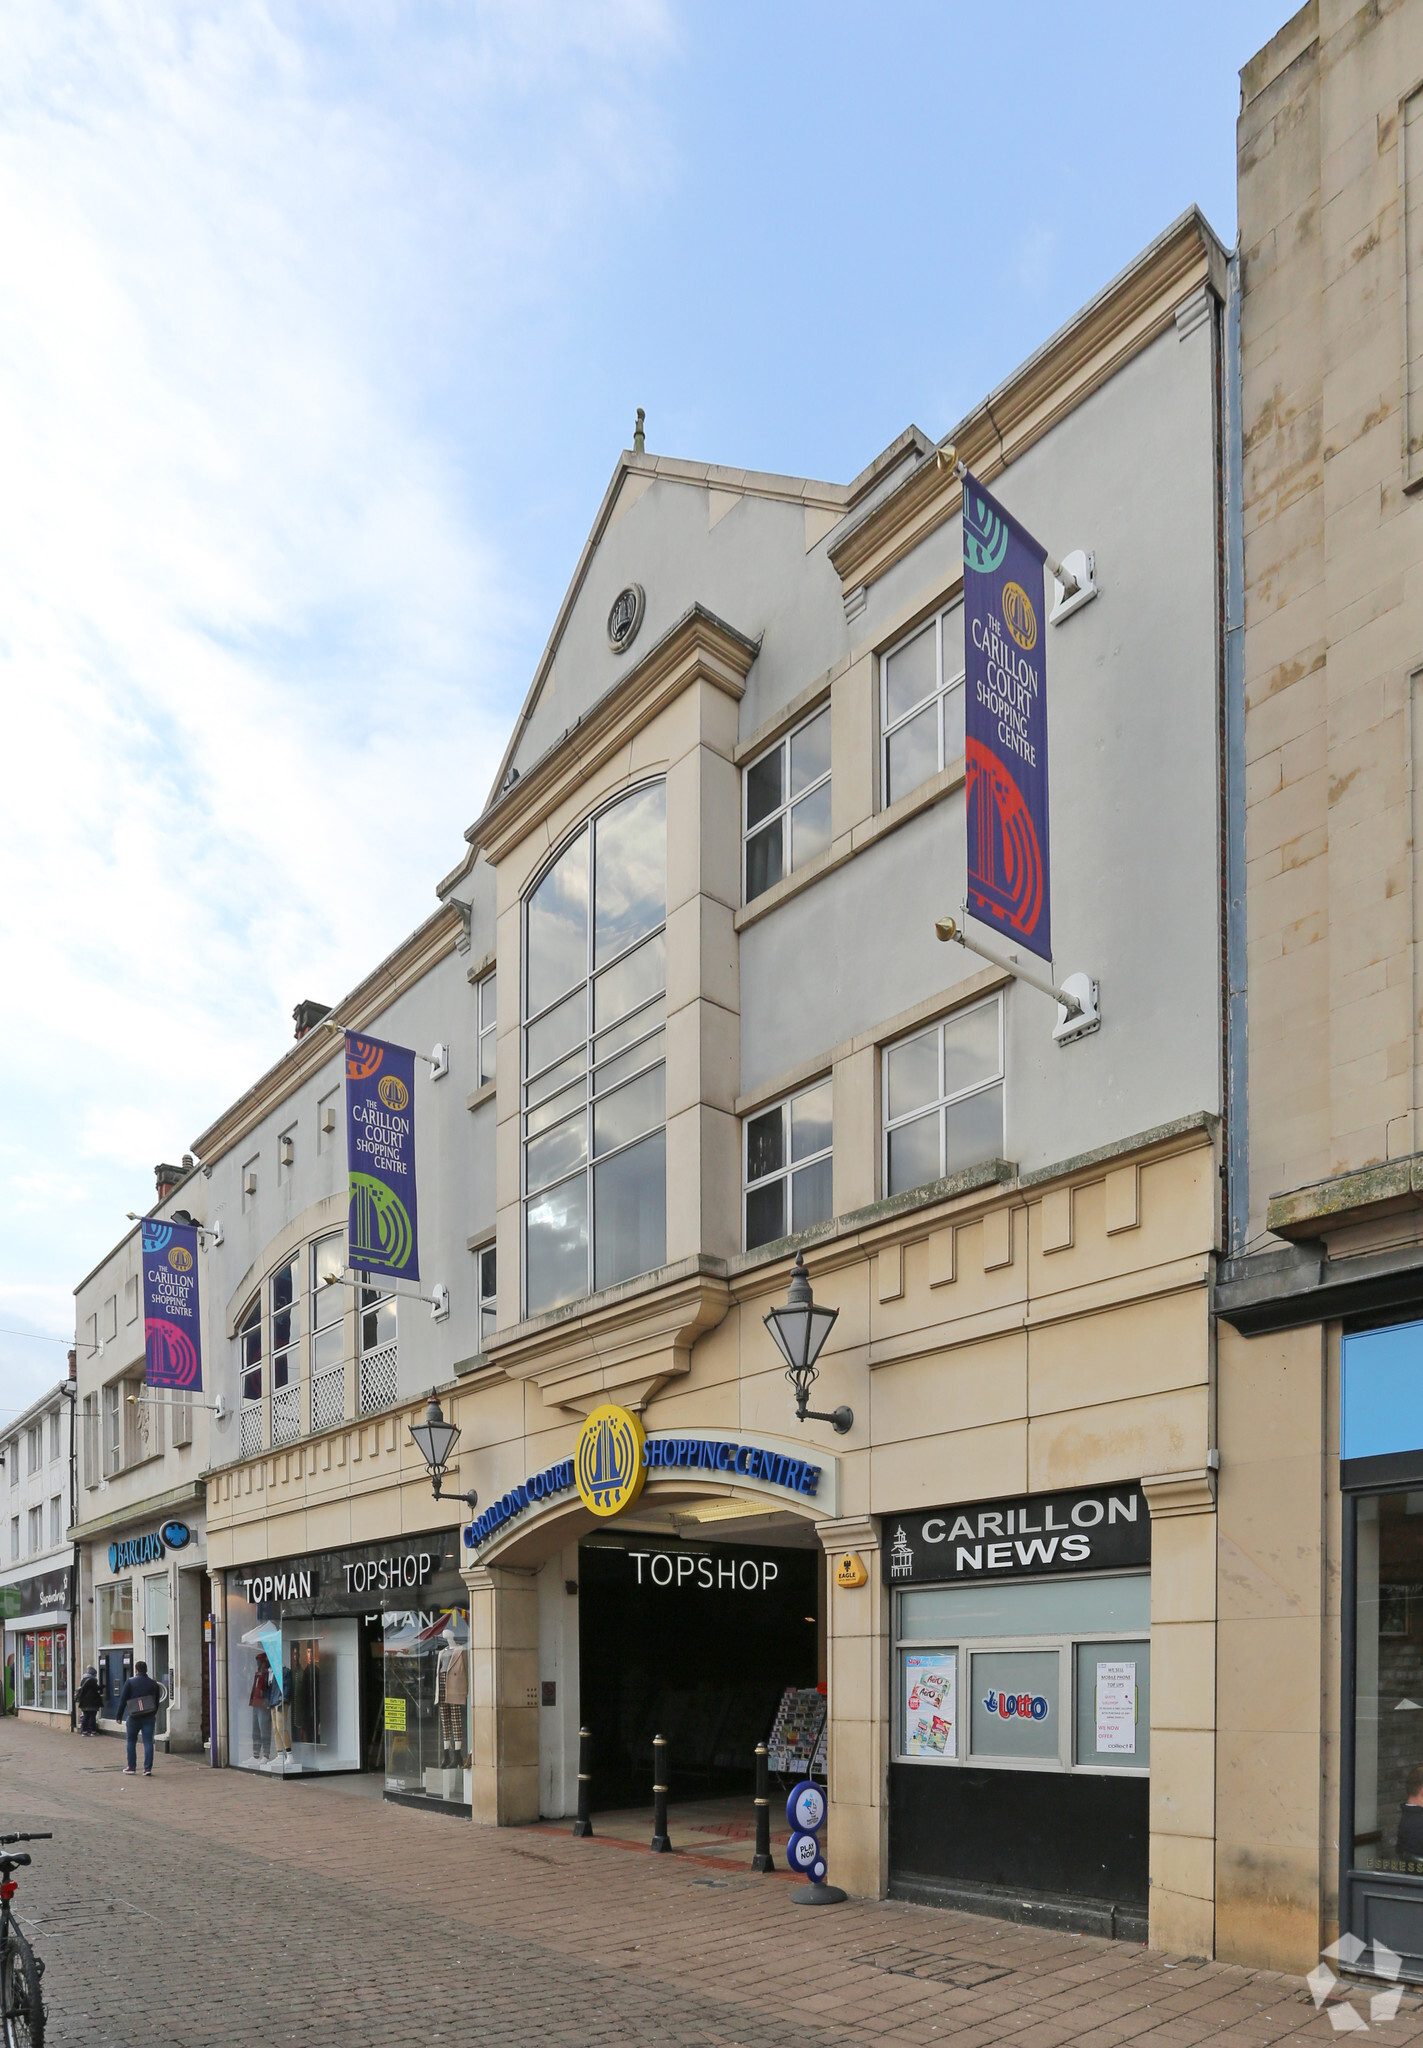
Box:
228 1533 465 1620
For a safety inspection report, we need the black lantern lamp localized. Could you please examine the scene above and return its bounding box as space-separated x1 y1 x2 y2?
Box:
764 1252 851 1434
409 1395 479 1510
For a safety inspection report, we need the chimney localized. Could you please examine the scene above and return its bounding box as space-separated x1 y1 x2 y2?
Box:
154 1162 184 1202
293 999 332 1041
67 1348 77 1384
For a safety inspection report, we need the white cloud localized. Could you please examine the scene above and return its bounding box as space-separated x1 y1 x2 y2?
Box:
0 0 675 1409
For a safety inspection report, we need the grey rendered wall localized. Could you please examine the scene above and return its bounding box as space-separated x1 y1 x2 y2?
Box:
740 314 1223 1172
514 478 852 774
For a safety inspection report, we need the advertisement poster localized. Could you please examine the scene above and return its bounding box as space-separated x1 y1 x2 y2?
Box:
1095 1660 1137 1754
345 1032 420 1283
962 472 1052 963
140 1217 204 1391
903 1650 956 1758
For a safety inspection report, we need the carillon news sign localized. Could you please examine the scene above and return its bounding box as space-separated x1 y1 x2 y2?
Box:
963 474 1052 964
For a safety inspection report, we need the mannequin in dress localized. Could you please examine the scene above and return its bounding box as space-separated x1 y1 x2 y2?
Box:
434 1623 467 1771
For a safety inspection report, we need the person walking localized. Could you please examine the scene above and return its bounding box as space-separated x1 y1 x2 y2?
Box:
76 1665 102 1736
115 1659 160 1776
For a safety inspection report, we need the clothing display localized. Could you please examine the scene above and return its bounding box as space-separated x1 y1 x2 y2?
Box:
435 1639 468 1765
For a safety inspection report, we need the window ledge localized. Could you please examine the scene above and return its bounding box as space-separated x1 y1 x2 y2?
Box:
733 756 965 932
466 1079 497 1113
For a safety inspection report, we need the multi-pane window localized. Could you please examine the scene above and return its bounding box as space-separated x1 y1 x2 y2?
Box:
744 706 831 903
478 973 497 1086
27 1506 41 1554
102 1382 121 1476
310 1234 346 1432
48 1410 60 1460
238 1295 262 1457
880 602 965 809
270 1256 299 1446
478 1245 497 1347
9 1518 17 1561
744 1081 834 1252
26 1425 40 1475
523 782 668 1316
50 1496 62 1546
883 996 1004 1198
82 1395 98 1489
358 1281 398 1415
7 1441 16 1488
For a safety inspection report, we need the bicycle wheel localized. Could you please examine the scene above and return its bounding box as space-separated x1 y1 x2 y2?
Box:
3 1929 44 2048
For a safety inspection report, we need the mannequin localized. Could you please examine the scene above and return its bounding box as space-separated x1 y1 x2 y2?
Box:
434 1623 467 1771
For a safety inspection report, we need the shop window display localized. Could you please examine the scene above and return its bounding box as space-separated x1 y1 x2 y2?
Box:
382 1609 469 1805
1352 1493 1423 1874
226 1581 360 1774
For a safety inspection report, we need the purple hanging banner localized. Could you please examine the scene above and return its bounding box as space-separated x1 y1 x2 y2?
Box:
963 473 1052 963
345 1031 420 1283
141 1218 203 1391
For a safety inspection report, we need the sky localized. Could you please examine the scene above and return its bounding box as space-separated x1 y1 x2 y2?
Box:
0 0 1286 1419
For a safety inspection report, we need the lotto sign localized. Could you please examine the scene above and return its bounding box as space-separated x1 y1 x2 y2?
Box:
787 1781 826 1833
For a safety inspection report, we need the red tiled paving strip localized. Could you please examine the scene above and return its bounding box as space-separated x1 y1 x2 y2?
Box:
1 1718 1417 2047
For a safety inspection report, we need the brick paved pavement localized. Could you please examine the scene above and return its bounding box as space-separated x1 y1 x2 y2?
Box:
0 1718 1416 2048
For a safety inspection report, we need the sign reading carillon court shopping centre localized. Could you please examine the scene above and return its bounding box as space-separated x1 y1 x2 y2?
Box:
345 1031 420 1283
884 1483 1149 1586
963 473 1052 964
462 1407 828 1553
140 1217 203 1392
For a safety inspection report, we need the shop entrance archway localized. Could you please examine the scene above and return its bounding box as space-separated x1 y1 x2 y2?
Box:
578 1525 821 1811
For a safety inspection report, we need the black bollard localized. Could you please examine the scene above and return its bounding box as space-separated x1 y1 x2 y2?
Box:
572 1725 594 1838
751 1741 774 1873
650 1732 671 1852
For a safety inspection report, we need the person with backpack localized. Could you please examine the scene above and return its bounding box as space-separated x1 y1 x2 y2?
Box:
115 1659 160 1775
76 1665 102 1735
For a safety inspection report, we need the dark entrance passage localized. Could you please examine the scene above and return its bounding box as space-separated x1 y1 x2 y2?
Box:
579 1534 818 1809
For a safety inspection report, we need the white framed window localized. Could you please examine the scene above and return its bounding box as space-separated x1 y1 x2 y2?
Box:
26 1425 40 1475
478 972 497 1087
358 1281 398 1415
238 1294 262 1457
883 994 1004 1198
478 1244 497 1347
50 1496 62 1546
82 1395 98 1490
27 1505 41 1554
102 1382 121 1476
522 782 668 1317
880 601 965 810
104 1294 118 1341
743 704 831 904
9 1517 17 1561
310 1233 346 1432
744 1080 833 1252
270 1255 300 1445
48 1409 60 1461
7 1439 16 1488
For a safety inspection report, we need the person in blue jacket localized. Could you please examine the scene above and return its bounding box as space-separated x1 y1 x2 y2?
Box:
115 1660 160 1776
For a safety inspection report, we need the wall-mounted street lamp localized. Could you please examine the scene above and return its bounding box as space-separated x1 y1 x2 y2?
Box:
408 1395 479 1511
764 1252 851 1435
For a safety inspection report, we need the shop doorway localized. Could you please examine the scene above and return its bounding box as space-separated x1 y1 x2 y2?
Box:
578 1532 820 1810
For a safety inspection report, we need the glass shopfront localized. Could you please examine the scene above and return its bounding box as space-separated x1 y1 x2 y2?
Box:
3 1565 73 1716
225 1534 467 1803
1341 1317 1423 1978
886 1481 1151 1939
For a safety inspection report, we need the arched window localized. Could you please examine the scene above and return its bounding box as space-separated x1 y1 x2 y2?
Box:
523 782 667 1315
238 1296 262 1457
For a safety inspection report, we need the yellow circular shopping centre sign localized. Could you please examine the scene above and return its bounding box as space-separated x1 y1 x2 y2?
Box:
575 1404 646 1518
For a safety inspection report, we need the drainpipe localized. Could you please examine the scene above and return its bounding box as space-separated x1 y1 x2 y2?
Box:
66 1350 78 1732
1222 246 1249 1256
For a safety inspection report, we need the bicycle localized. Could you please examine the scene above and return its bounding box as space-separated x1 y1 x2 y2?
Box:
0 1832 49 2048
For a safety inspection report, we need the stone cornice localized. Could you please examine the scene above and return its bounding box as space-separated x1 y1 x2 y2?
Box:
488 1257 733 1416
1266 1154 1423 1242
828 209 1228 596
69 1477 207 1546
470 605 760 870
1141 1468 1216 1518
190 902 463 1166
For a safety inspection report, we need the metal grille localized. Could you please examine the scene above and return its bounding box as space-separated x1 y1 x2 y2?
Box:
271 1383 300 1446
239 1402 263 1458
358 1341 398 1416
311 1367 344 1434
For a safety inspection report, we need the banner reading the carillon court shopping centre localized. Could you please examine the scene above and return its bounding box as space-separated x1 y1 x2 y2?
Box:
962 472 1052 965
345 1032 420 1283
141 1218 203 1391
